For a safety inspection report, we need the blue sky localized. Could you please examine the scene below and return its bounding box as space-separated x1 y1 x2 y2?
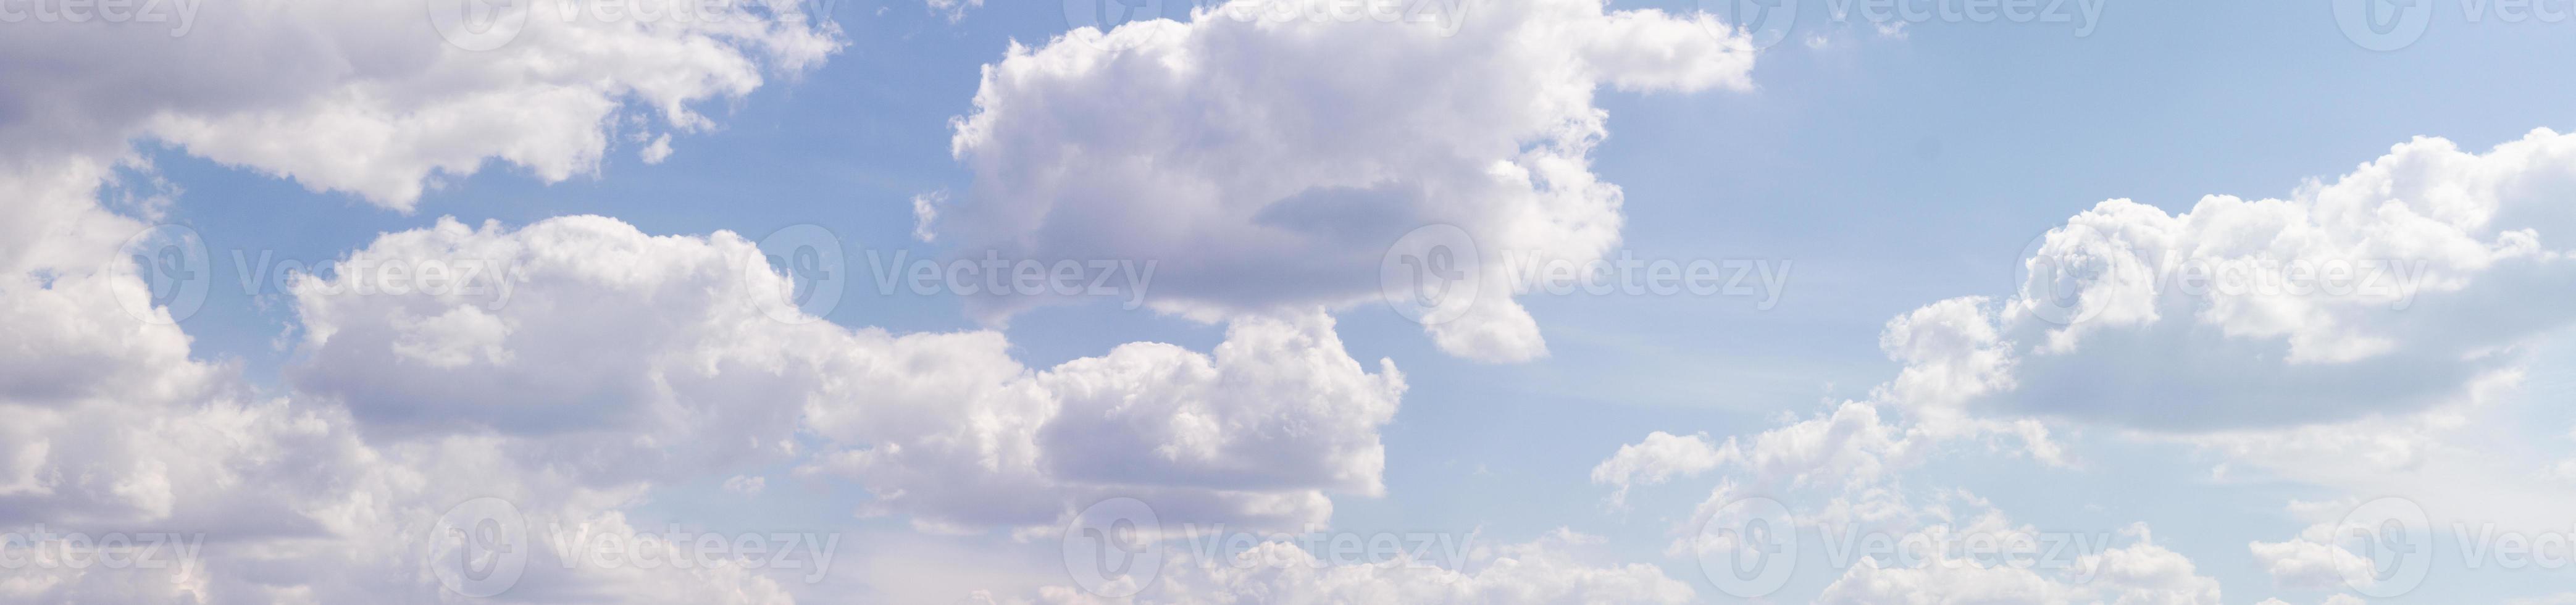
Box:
7 0 2576 602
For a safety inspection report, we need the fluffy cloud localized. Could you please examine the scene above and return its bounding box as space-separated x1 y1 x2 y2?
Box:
290 215 1403 532
0 0 839 209
1888 130 2576 431
1589 431 1725 509
941 0 1757 361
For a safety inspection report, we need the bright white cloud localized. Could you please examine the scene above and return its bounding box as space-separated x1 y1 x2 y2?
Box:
943 0 1757 362
0 0 840 209
1888 130 2576 431
288 215 1403 531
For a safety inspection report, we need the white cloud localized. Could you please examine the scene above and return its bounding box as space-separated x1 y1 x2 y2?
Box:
913 191 945 243
290 215 1403 532
1887 130 2576 431
943 0 1757 361
928 0 982 22
642 134 677 165
1589 431 1726 509
1 0 840 210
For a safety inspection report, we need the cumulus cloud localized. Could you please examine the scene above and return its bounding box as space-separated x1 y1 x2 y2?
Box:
0 0 840 209
289 215 1403 532
1887 130 2576 431
942 0 1757 361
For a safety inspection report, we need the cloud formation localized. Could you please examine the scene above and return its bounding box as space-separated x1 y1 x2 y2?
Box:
942 0 1757 361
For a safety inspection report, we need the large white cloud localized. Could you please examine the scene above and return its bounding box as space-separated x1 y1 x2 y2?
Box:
286 215 1405 532
1892 130 2576 430
0 0 839 209
940 0 1757 362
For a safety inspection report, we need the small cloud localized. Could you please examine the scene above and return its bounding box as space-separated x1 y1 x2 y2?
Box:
911 191 945 243
641 134 674 165
724 475 766 496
